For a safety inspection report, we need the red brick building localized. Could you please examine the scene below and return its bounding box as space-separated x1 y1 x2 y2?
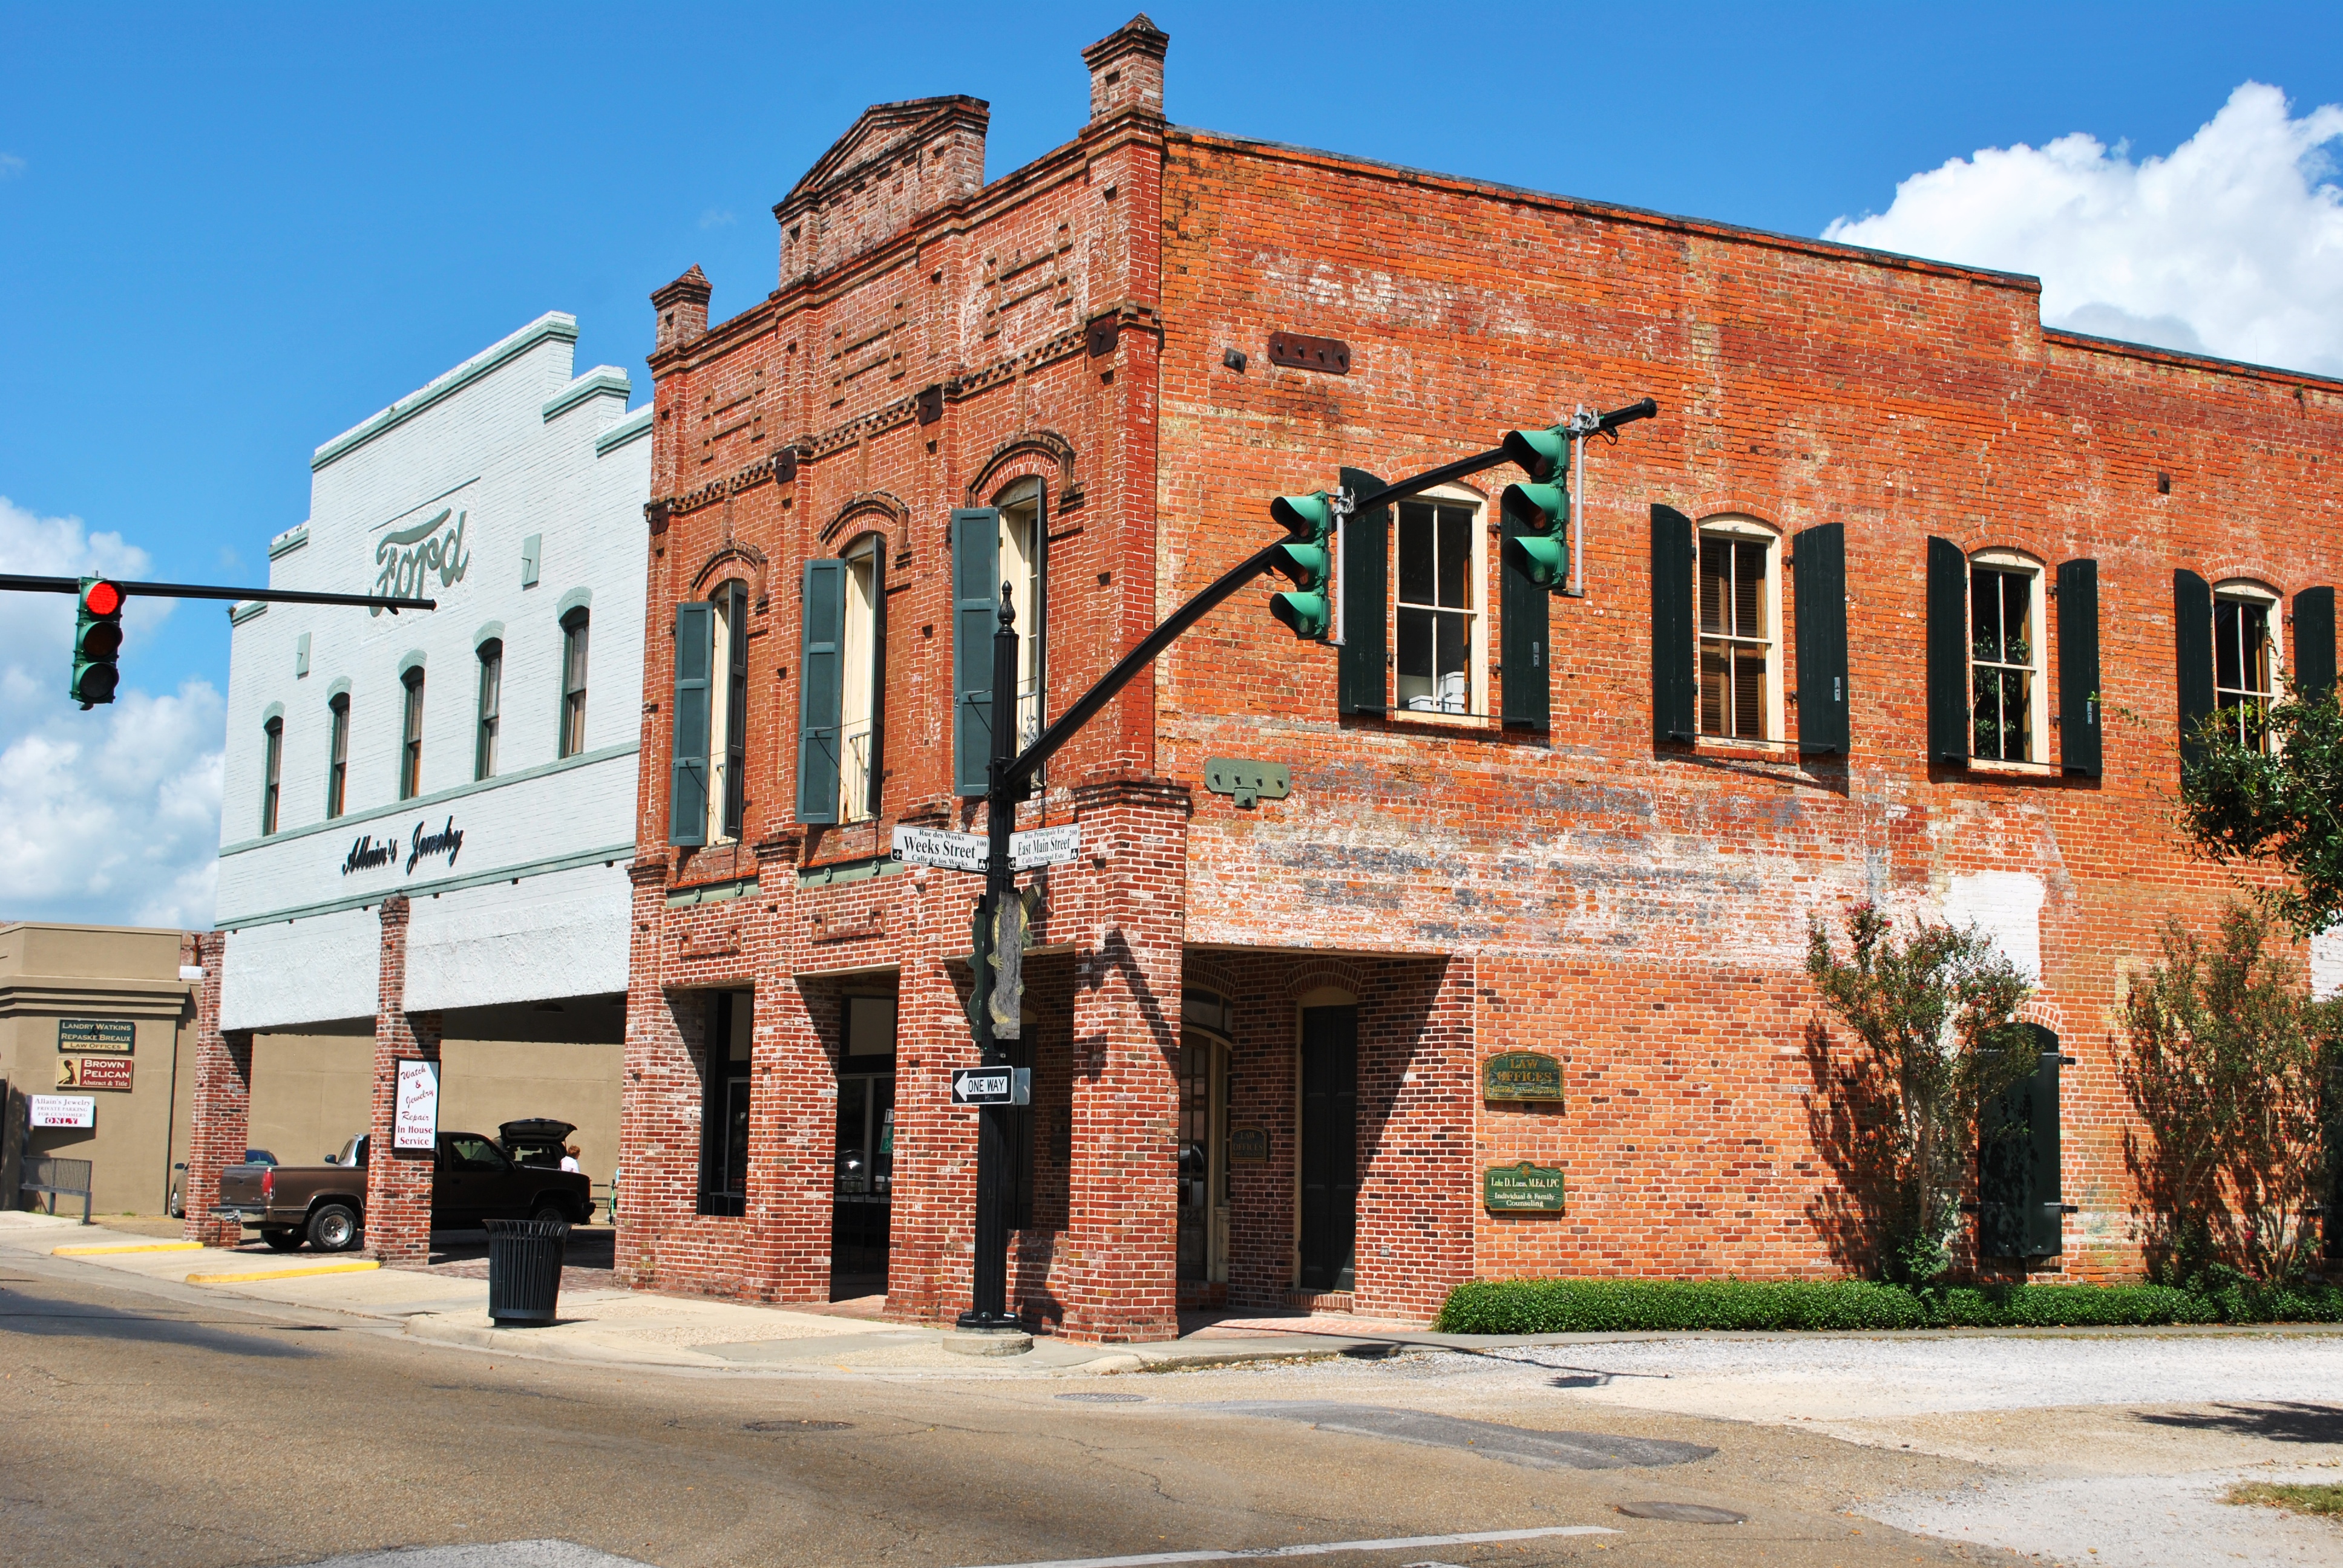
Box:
616 16 2343 1341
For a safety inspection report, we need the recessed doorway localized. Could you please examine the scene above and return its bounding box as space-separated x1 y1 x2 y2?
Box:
1297 1002 1358 1293
831 994 896 1299
1176 1028 1230 1294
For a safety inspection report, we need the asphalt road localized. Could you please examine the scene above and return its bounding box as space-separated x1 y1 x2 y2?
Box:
1 1256 2024 1568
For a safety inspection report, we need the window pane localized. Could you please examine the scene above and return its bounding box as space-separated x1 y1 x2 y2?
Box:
1397 503 1435 606
1973 667 1999 757
1395 607 1433 710
1734 541 1765 638
1436 506 1471 610
2240 603 2269 694
1434 610 1469 711
2001 573 2032 667
1700 645 1727 734
2214 599 2241 691
1732 645 1765 737
1971 569 2002 663
836 1078 869 1195
1699 537 1728 635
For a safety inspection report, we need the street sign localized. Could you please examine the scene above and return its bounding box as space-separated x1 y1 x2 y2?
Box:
949 1066 1032 1107
30 1094 96 1129
1011 823 1082 870
894 822 1083 874
892 824 989 872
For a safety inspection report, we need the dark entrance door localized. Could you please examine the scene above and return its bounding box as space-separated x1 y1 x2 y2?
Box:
1297 1004 1357 1292
831 995 897 1297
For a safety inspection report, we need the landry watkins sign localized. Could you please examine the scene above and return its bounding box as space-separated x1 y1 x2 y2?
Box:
343 817 465 878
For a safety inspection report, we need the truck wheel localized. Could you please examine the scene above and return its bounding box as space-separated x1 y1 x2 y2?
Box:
260 1228 304 1252
308 1202 361 1252
529 1201 572 1226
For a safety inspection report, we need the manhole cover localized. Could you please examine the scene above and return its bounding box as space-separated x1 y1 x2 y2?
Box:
744 1419 853 1432
1616 1501 1745 1524
1055 1391 1147 1403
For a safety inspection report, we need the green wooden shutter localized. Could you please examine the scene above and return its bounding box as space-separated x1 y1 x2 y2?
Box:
2057 559 2102 777
1927 537 1969 764
952 508 1000 797
1978 1026 2064 1259
796 559 845 825
1500 491 1551 733
1794 523 1848 756
1338 466 1388 717
667 599 712 846
1650 505 1695 743
2174 569 2214 775
2293 586 2336 703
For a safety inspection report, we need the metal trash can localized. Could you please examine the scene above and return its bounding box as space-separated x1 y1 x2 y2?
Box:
485 1217 569 1326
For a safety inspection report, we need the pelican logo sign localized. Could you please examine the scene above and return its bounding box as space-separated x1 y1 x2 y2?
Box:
370 506 470 615
342 816 465 877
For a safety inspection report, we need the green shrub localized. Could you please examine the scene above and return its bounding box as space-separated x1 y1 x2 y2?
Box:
1429 1276 2336 1334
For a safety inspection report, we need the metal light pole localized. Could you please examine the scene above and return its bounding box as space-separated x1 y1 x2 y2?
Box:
958 583 1022 1331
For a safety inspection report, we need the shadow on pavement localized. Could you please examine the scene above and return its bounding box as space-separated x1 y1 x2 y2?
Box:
2135 1401 2343 1444
0 1284 320 1359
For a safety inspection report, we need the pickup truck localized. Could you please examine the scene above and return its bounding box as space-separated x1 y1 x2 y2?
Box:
215 1130 593 1252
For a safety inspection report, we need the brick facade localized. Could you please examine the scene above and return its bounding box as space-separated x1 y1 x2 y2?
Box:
180 930 246 1246
363 895 440 1265
615 16 2342 1334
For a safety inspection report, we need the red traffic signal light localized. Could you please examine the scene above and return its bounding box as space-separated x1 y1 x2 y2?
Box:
72 575 125 707
82 578 123 616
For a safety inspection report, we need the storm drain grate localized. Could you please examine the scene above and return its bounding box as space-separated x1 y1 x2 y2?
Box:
744 1419 853 1432
1616 1501 1745 1524
1055 1391 1147 1403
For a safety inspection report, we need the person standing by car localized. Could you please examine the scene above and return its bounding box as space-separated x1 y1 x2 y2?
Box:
560 1145 582 1173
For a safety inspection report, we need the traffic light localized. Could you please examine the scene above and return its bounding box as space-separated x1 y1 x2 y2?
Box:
1268 491 1335 640
71 577 123 707
1499 426 1571 590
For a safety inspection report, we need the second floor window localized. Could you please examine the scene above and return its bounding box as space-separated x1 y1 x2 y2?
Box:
399 667 425 800
1395 494 1482 716
326 693 349 818
1698 523 1778 741
2214 587 2277 750
999 482 1047 751
474 639 502 781
1971 554 2044 763
260 716 283 835
559 608 590 758
710 583 749 841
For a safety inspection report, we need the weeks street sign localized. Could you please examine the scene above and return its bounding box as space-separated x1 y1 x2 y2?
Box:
893 823 1084 874
949 1066 1032 1107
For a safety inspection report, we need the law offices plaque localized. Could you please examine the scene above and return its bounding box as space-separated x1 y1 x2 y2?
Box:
59 1019 136 1053
1483 1160 1567 1212
1482 1050 1564 1103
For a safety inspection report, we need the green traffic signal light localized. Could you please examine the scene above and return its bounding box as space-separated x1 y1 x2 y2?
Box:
1501 425 1568 480
1499 480 1570 589
71 576 124 707
1268 490 1334 640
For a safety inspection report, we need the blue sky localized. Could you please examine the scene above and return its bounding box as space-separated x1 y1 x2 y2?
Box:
2 1 2340 924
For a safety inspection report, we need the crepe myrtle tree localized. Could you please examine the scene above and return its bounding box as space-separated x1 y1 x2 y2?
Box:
1806 903 2037 1282
2179 679 2343 939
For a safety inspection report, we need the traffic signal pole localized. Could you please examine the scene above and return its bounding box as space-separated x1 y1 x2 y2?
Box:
0 575 439 613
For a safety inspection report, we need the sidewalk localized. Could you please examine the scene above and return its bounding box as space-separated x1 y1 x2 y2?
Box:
0 1210 1421 1377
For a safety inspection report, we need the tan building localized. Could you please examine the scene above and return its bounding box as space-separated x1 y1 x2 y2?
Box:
1 923 201 1217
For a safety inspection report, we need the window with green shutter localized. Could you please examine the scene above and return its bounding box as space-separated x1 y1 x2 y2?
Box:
2057 559 2102 777
1925 537 1969 764
797 558 845 825
1339 466 1389 718
669 599 713 846
1649 505 1696 743
2293 586 2336 703
951 507 1001 797
1793 523 1847 755
2174 569 2215 773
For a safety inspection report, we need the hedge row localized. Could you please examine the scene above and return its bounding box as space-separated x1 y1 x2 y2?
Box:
1434 1276 2343 1334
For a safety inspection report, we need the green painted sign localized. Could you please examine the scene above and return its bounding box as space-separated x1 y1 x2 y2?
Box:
1482 1050 1564 1102
1483 1161 1567 1212
58 1018 135 1054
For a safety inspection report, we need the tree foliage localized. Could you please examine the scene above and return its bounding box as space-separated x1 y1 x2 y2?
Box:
2120 902 2339 1286
2179 686 2343 938
1805 902 2036 1282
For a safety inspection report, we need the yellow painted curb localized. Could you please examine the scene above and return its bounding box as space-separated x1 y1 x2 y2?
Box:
53 1241 206 1256
186 1260 381 1285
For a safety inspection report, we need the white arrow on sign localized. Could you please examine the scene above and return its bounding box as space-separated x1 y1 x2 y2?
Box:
893 822 1083 874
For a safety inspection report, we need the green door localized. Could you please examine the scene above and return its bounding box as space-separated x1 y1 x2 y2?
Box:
1298 1005 1357 1292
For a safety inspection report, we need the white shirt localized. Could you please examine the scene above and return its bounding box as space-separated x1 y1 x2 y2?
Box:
559 1155 581 1172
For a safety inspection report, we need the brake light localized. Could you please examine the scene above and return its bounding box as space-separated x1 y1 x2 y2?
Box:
261 1168 275 1200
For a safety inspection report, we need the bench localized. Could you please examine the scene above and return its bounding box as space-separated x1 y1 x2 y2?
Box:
19 1155 93 1225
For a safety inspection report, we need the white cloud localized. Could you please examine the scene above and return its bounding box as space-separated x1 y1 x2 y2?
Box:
699 207 736 229
1826 82 2343 376
0 152 24 179
0 495 222 929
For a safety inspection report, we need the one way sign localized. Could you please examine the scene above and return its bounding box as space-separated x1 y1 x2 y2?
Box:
949 1066 1031 1107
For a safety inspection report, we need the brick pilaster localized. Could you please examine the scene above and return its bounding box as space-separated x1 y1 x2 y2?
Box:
364 896 441 1266
1058 780 1191 1342
180 930 249 1247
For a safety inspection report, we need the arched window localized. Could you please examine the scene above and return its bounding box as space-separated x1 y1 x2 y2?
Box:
839 537 885 822
558 607 591 758
2213 581 2281 751
474 638 502 781
1697 517 1781 741
707 582 749 841
399 666 425 800
1395 485 1486 717
326 693 350 819
260 716 284 835
1970 550 2046 763
996 480 1047 750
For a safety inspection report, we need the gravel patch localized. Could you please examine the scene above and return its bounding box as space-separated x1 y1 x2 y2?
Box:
1870 1465 2343 1567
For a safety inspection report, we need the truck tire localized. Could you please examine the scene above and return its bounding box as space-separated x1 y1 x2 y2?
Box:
308 1202 361 1253
529 1200 572 1226
260 1228 304 1252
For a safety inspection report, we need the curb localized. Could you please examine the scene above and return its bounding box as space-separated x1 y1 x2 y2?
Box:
54 1241 205 1256
187 1260 382 1285
401 1315 744 1367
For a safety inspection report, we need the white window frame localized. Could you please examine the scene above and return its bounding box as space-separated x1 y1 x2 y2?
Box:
1390 483 1487 723
2212 580 2283 753
996 479 1046 753
1968 549 2049 766
839 537 881 823
707 584 746 844
1694 516 1783 745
